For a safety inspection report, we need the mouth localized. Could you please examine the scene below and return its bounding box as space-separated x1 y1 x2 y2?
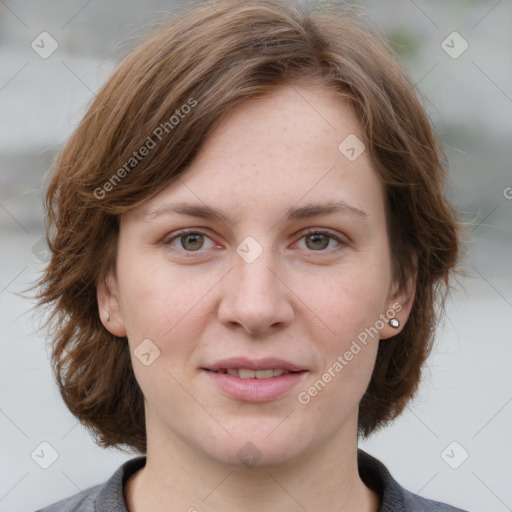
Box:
204 356 307 373
205 368 302 379
201 358 308 402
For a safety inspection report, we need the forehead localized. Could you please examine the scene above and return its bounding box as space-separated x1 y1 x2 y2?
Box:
127 84 384 226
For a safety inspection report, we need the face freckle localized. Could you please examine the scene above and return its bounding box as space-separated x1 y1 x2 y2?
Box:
103 83 404 468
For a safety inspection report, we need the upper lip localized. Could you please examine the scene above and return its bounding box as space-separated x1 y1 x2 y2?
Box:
204 357 307 372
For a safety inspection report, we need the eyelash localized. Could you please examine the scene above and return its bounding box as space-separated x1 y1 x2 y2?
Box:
162 227 346 256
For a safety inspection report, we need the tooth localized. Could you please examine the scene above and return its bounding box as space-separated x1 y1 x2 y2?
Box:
226 368 291 379
238 369 257 379
255 369 274 379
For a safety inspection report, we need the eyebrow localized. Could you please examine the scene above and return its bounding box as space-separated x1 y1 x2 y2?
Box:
141 200 367 225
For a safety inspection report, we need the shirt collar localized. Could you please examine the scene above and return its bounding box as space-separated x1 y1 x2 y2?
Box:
95 449 407 511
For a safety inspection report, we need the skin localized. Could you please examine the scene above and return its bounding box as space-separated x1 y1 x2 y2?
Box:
98 83 415 512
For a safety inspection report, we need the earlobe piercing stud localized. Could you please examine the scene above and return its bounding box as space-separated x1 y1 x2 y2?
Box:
389 318 400 328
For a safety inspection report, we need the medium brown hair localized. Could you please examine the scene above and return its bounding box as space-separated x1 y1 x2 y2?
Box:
32 0 463 454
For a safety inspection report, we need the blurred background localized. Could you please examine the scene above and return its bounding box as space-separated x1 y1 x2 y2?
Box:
0 1 511 511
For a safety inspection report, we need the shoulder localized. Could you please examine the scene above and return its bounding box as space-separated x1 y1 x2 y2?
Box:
401 488 469 511
34 456 147 512
357 449 469 512
33 484 101 512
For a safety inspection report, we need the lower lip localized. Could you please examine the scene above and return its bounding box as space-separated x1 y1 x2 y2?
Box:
203 370 308 402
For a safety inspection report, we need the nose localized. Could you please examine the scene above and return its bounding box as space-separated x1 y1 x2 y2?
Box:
217 245 294 335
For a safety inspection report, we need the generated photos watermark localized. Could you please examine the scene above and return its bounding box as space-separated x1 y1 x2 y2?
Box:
93 98 198 200
297 302 402 405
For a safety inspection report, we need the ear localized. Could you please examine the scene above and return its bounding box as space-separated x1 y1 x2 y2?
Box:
379 253 417 340
96 267 127 338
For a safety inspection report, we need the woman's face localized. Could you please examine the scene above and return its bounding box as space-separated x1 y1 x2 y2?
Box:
99 84 413 467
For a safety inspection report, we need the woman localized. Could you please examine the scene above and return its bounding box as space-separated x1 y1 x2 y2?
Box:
33 0 468 510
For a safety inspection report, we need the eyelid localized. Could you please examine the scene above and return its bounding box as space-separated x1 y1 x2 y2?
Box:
162 226 348 254
162 227 217 249
299 226 347 243
164 227 211 239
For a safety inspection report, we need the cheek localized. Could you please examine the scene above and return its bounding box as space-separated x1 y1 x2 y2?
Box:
301 278 382 423
117 255 216 351
312 258 391 340
303 257 389 395
117 261 212 402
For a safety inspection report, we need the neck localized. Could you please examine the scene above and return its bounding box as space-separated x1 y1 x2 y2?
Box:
125 417 379 512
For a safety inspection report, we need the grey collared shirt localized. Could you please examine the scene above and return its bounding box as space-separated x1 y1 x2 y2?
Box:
35 449 469 511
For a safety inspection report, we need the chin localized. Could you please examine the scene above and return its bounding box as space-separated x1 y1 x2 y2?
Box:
200 426 312 469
